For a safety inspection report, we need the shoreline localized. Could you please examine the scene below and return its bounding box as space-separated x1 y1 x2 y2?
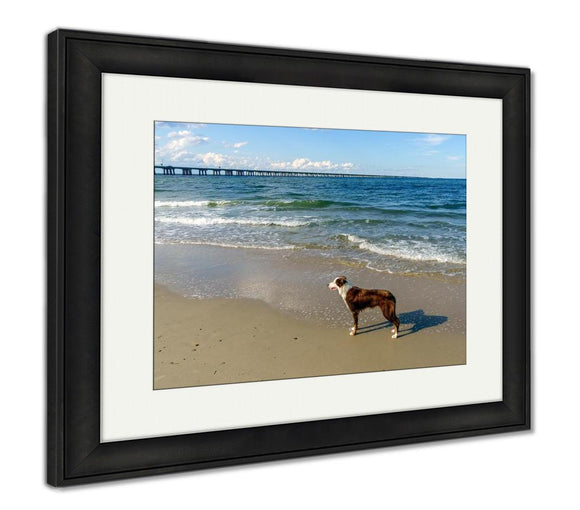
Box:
155 242 465 332
154 243 466 389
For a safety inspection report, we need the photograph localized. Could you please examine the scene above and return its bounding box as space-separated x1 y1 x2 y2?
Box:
153 121 467 389
40 13 537 490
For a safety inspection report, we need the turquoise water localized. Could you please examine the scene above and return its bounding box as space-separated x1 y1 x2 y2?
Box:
154 175 466 277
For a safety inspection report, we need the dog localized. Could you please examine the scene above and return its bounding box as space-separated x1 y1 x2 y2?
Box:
328 276 400 338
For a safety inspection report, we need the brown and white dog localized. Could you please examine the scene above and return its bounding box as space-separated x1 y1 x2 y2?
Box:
328 276 400 338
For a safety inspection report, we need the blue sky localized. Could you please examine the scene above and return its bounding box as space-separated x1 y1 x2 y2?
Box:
154 121 466 178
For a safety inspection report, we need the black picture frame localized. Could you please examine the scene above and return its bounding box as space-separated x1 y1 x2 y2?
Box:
47 29 530 486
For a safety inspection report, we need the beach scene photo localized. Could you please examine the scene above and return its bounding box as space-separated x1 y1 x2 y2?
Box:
154 122 466 390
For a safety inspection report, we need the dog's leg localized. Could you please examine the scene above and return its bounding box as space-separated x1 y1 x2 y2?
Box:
390 307 400 339
391 313 400 339
382 301 400 339
350 311 359 336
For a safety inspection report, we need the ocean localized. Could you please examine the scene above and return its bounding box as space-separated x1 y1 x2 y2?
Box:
154 174 466 278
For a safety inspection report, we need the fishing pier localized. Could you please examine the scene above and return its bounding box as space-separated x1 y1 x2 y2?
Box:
155 165 386 178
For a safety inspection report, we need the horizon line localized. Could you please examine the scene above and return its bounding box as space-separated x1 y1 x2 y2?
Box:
153 165 465 179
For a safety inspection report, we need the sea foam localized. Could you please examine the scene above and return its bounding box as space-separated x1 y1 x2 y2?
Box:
156 216 310 228
342 234 465 265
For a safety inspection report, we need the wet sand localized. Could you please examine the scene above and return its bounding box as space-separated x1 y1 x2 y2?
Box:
154 245 466 389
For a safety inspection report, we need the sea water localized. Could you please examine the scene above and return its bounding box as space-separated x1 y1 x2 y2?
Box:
154 175 466 278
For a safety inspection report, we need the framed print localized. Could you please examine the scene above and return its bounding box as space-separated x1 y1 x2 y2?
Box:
47 29 530 486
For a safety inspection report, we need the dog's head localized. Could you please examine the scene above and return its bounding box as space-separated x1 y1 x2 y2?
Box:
328 276 348 291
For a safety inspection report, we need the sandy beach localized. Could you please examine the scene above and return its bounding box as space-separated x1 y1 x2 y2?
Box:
154 244 465 389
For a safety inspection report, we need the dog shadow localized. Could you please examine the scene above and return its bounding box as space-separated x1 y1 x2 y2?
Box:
356 309 447 338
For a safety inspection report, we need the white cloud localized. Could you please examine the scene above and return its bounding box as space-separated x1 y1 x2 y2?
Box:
291 158 309 168
167 130 197 138
447 155 462 161
169 151 188 161
155 131 210 164
420 134 450 146
166 135 209 150
197 152 225 166
270 157 355 172
222 141 248 148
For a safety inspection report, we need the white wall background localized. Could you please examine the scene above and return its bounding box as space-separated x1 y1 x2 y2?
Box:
1 1 576 507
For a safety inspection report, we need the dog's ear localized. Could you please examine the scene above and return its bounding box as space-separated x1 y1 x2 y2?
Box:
336 276 347 287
